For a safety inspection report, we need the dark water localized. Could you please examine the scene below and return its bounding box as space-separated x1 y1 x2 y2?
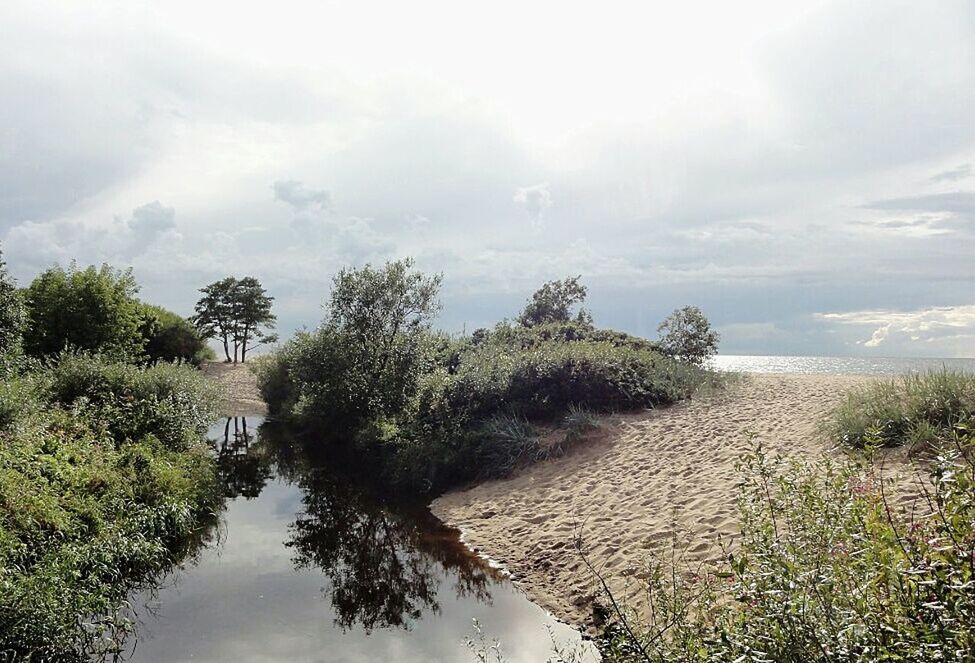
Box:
714 354 975 375
122 417 594 662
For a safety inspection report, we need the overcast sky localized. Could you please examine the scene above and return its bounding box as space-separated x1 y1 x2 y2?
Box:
2 1 974 356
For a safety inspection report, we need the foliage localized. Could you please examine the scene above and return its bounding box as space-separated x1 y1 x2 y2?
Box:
22 263 146 360
0 249 25 359
140 304 212 366
0 356 220 659
518 276 592 328
257 259 442 426
43 353 219 450
259 263 721 493
591 439 975 662
828 369 975 449
193 276 276 363
562 404 600 442
656 306 719 366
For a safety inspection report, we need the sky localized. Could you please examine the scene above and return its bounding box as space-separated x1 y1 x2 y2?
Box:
2 1 974 357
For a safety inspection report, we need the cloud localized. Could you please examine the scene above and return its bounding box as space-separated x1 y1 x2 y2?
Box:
513 183 552 228
122 201 177 258
866 192 975 216
818 305 975 351
273 180 332 212
3 201 179 273
931 163 973 183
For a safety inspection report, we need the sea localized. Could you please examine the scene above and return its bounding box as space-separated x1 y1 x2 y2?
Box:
712 355 975 375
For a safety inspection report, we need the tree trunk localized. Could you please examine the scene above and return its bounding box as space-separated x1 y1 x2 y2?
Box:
222 335 232 363
241 331 249 363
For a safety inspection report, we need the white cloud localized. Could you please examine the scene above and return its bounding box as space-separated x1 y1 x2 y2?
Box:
513 183 553 228
273 180 331 212
818 306 975 352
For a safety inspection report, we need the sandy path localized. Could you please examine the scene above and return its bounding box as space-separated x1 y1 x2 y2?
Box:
201 361 268 416
431 374 874 627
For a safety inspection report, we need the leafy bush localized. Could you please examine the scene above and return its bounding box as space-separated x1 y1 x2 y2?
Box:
140 304 212 366
656 306 719 366
0 357 220 659
41 354 219 451
518 276 592 327
23 263 147 360
0 248 25 358
257 264 721 494
591 440 975 662
828 369 975 449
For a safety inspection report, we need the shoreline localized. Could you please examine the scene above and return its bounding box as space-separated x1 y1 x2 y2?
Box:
430 372 883 628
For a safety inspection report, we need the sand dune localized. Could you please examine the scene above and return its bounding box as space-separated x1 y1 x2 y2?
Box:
431 374 883 627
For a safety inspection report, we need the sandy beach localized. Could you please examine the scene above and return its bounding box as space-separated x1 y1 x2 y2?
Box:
431 373 891 627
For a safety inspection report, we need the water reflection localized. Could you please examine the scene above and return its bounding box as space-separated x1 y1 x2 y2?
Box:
286 466 494 632
215 416 272 499
121 417 592 662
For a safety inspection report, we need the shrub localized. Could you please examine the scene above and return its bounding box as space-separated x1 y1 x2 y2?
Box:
656 306 719 366
828 369 975 449
43 354 219 451
0 356 220 658
22 263 147 360
591 440 975 662
140 304 211 366
0 248 25 358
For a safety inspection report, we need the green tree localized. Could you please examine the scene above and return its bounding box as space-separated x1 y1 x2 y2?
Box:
192 276 276 363
22 263 145 359
0 248 25 358
324 258 442 421
517 275 592 327
139 304 211 366
657 305 719 365
231 277 277 363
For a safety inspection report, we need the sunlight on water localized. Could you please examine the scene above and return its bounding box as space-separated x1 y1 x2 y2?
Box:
712 355 975 375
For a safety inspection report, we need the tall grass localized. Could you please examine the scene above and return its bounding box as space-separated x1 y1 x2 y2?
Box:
827 369 975 449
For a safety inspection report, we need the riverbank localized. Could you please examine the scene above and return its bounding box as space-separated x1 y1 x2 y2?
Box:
431 373 906 628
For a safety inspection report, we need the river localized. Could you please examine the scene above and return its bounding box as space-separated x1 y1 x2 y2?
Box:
121 417 595 662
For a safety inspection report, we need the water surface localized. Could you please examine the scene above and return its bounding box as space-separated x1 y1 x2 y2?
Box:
714 354 975 375
123 417 593 662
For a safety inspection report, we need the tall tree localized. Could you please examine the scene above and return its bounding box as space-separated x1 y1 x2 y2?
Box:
323 258 442 421
193 277 276 363
22 263 145 359
231 277 277 363
517 275 592 327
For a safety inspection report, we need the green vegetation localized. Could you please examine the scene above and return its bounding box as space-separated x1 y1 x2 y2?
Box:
141 303 215 366
0 356 220 659
656 305 720 366
0 252 25 360
828 369 975 449
19 261 211 367
0 255 224 657
192 276 277 363
22 263 147 360
583 437 975 662
258 260 720 493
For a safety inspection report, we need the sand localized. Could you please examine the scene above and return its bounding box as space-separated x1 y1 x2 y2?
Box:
201 361 268 416
430 374 888 628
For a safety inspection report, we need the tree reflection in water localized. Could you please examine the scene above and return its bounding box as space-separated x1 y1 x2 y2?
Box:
214 417 273 499
217 420 497 633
